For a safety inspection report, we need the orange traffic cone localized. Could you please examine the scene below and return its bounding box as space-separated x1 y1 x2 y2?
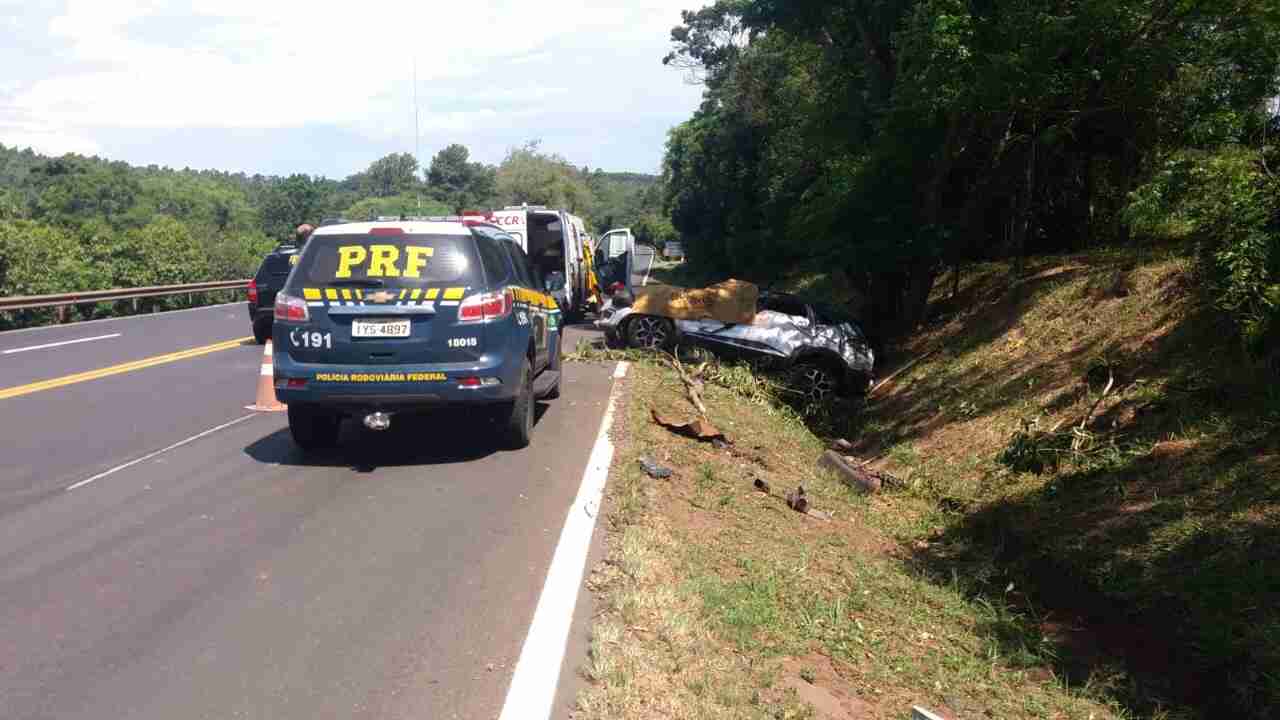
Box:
246 340 286 412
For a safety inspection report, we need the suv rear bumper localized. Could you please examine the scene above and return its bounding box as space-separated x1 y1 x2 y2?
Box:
272 350 523 411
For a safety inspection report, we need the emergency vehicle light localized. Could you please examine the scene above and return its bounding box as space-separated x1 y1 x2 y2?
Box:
368 227 404 236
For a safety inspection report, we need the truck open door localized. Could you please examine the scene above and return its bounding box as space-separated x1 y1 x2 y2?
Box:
594 228 635 294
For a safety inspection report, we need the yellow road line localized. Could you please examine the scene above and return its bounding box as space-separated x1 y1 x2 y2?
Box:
0 337 252 400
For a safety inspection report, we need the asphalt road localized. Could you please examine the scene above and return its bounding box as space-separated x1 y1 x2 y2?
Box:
0 304 619 720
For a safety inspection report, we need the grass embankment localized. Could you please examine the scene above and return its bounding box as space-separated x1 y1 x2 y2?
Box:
572 356 1124 718
850 248 1279 717
577 245 1278 719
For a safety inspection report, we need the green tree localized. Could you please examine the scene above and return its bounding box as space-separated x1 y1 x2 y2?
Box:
27 156 142 230
94 217 212 288
0 219 109 327
259 174 324 240
496 141 594 214
0 220 105 296
426 144 497 213
358 152 421 198
343 193 451 221
661 0 1280 339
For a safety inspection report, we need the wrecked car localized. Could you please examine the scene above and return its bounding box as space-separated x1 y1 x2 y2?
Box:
595 280 875 402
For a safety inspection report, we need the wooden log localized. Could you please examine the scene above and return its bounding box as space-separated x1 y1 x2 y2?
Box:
818 450 882 493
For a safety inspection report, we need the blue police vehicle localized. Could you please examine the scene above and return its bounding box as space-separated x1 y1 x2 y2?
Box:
271 218 563 451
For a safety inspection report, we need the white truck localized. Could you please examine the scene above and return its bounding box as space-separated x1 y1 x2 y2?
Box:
467 205 636 319
464 205 589 320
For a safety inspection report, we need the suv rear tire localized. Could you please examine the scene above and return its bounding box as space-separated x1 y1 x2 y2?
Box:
253 317 272 345
501 358 535 449
288 405 341 450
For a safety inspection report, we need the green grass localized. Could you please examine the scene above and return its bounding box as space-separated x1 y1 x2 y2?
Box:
583 243 1279 718
847 247 1280 717
576 354 1126 719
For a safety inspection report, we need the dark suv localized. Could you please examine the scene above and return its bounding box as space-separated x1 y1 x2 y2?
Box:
246 243 300 344
271 219 564 451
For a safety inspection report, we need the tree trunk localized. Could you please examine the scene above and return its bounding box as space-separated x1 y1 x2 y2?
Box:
900 261 938 334
1011 123 1038 278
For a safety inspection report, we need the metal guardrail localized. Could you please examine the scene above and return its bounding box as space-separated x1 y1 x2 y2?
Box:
0 280 250 312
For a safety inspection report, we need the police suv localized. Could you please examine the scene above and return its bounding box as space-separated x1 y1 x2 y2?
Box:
271 218 564 451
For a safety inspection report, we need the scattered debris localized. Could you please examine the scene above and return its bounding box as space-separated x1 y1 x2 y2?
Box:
786 485 810 513
638 456 673 479
750 478 832 521
818 450 893 494
911 706 947 720
650 408 726 442
806 508 834 522
781 674 871 719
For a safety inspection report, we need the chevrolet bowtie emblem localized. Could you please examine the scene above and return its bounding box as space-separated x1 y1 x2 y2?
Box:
367 290 396 303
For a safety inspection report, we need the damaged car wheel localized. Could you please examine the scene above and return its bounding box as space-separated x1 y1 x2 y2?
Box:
789 362 840 406
626 315 675 351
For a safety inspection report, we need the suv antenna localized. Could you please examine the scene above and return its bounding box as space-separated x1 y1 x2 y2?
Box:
414 56 421 211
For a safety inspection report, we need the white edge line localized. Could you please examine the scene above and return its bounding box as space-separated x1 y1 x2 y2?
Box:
66 414 259 492
0 301 242 337
498 360 630 720
2 333 122 354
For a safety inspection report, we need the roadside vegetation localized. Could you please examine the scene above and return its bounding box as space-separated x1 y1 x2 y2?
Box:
579 4 1279 714
0 140 672 330
574 340 1126 719
659 0 1280 360
578 241 1278 718
850 247 1280 717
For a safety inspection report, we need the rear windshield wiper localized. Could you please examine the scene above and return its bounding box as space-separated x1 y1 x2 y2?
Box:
327 279 385 287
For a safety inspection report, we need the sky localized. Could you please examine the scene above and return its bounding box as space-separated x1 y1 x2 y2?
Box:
0 0 708 178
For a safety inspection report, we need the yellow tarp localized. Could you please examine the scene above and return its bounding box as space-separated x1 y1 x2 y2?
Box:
631 279 758 325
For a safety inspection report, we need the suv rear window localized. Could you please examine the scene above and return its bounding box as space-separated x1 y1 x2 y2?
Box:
258 249 296 279
286 233 481 290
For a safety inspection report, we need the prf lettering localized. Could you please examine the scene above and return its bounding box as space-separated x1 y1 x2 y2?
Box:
335 245 434 278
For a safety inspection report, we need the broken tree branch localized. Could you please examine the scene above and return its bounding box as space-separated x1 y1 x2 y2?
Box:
869 348 940 397
1079 368 1115 431
667 352 709 417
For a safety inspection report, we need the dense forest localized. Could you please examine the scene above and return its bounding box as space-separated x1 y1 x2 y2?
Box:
0 140 667 326
659 0 1280 356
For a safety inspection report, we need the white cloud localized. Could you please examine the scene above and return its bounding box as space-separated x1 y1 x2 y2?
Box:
1 0 705 172
0 122 102 156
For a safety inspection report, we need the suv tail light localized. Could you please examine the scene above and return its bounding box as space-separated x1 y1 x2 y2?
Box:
274 292 309 322
458 289 513 324
247 279 259 304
